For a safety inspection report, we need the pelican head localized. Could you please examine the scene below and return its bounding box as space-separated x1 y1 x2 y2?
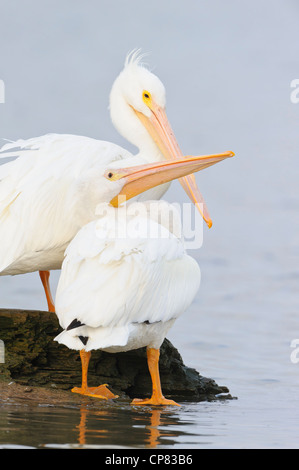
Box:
109 50 222 228
109 51 166 155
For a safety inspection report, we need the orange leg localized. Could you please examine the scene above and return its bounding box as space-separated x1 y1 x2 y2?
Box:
131 348 180 406
72 349 118 400
39 270 55 312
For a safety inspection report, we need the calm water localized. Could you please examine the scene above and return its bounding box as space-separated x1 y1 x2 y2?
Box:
0 0 299 449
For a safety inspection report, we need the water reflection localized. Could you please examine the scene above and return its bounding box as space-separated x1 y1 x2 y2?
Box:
75 406 166 447
0 401 197 448
73 403 191 448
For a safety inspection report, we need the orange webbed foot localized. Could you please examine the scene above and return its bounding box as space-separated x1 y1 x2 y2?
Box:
131 396 180 407
72 384 118 400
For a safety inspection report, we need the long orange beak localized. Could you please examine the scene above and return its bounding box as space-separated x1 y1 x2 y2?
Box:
133 99 217 228
105 152 234 207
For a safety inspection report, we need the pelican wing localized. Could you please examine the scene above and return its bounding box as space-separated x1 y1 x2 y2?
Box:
55 216 200 332
0 134 131 274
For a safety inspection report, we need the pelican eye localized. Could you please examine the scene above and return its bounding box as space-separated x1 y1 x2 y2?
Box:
105 170 120 181
142 90 152 106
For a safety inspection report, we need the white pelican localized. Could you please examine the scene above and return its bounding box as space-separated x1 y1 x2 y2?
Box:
0 51 220 312
54 151 234 406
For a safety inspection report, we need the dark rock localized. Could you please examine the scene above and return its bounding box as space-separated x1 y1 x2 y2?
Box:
0 309 232 401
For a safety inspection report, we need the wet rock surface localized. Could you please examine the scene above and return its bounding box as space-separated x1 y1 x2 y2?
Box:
0 309 232 403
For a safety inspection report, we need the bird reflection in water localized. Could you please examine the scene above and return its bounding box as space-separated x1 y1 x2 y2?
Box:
76 407 107 446
74 404 178 448
145 409 163 448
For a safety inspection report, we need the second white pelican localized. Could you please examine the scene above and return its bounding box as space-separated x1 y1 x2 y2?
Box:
55 201 199 406
0 51 224 312
53 151 234 405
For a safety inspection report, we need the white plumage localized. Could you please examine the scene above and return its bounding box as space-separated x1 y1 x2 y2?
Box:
0 51 187 309
55 201 200 352
0 51 225 312
0 134 167 276
0 50 220 314
54 201 200 405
